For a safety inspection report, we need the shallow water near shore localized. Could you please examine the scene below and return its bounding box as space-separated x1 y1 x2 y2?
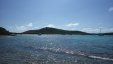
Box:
0 35 113 64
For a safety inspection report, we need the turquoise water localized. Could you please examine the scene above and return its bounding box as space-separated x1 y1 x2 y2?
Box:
0 35 113 64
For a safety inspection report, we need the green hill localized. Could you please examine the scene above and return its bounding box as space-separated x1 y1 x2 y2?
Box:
0 27 11 35
23 27 89 35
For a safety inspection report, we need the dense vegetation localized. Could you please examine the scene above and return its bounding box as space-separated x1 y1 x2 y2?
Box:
0 27 10 35
0 27 113 35
23 27 90 35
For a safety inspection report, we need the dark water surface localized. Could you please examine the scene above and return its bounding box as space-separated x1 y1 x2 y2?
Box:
0 35 113 64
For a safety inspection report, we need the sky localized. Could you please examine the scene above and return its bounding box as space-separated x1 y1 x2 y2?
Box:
0 0 113 33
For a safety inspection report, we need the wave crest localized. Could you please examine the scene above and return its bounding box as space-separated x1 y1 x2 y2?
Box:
25 46 113 61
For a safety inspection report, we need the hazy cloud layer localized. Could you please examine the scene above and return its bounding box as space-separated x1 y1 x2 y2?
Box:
108 7 113 12
16 23 38 32
81 28 99 33
15 22 113 33
81 27 113 33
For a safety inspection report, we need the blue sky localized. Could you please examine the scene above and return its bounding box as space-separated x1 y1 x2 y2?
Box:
0 0 113 33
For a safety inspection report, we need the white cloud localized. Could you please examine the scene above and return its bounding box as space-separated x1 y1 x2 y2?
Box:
108 7 113 12
65 23 79 27
16 26 26 32
27 23 33 27
46 24 55 28
16 22 38 32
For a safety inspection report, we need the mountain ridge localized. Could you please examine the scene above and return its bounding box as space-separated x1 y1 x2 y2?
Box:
0 27 11 35
0 27 113 35
23 27 90 35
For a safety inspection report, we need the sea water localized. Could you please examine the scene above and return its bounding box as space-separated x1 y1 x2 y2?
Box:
0 35 113 64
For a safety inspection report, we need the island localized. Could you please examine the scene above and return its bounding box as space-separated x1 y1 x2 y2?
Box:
23 27 90 35
0 27 11 35
0 27 113 35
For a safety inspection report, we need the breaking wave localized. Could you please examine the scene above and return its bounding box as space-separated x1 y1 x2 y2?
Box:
88 56 113 61
25 46 113 61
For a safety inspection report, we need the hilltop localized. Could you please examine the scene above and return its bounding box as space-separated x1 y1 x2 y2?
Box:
0 27 113 35
0 27 11 35
23 27 89 35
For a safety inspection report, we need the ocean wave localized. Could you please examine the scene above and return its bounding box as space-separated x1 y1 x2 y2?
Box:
25 46 113 61
88 55 113 61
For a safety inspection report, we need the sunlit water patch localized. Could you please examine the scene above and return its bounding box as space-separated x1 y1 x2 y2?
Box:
0 35 113 64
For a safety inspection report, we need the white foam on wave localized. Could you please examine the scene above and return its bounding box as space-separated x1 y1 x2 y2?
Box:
26 46 113 61
88 55 113 61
